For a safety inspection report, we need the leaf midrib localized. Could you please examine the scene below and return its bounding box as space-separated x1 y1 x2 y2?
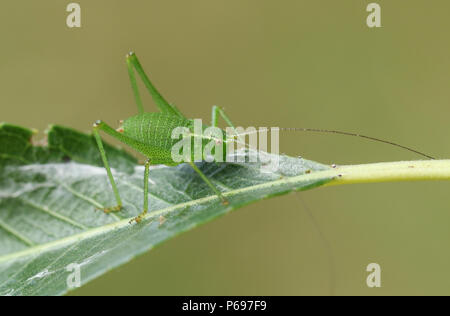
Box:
0 168 335 265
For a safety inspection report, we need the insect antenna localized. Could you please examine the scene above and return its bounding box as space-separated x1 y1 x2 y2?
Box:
228 127 435 160
277 128 435 160
294 193 335 296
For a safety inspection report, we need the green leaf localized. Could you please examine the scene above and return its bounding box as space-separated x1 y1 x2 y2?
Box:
0 123 333 296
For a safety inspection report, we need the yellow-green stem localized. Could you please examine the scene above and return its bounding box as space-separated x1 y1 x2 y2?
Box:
324 159 450 187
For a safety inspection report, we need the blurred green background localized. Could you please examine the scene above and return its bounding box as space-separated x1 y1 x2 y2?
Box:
1 0 449 295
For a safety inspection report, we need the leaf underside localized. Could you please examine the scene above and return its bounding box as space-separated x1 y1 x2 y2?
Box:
0 123 332 296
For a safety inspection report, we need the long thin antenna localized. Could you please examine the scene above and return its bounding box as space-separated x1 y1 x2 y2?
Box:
279 128 436 160
294 193 335 296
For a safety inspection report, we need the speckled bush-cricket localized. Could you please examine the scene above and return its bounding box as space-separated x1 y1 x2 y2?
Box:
93 52 434 224
93 52 237 223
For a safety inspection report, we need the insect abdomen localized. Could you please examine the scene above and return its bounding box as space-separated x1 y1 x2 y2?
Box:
122 113 191 165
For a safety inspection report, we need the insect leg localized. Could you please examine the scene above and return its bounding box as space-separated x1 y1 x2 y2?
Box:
126 53 144 114
93 123 123 213
188 161 229 205
211 105 245 160
211 105 236 130
133 159 151 223
126 52 185 118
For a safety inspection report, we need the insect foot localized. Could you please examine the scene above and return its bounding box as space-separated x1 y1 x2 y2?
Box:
130 210 148 224
100 205 122 214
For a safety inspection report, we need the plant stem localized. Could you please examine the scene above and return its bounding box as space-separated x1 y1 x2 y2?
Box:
324 159 450 187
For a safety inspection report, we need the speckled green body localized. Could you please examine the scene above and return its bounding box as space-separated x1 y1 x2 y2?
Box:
122 113 192 165
122 113 228 166
93 52 232 213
